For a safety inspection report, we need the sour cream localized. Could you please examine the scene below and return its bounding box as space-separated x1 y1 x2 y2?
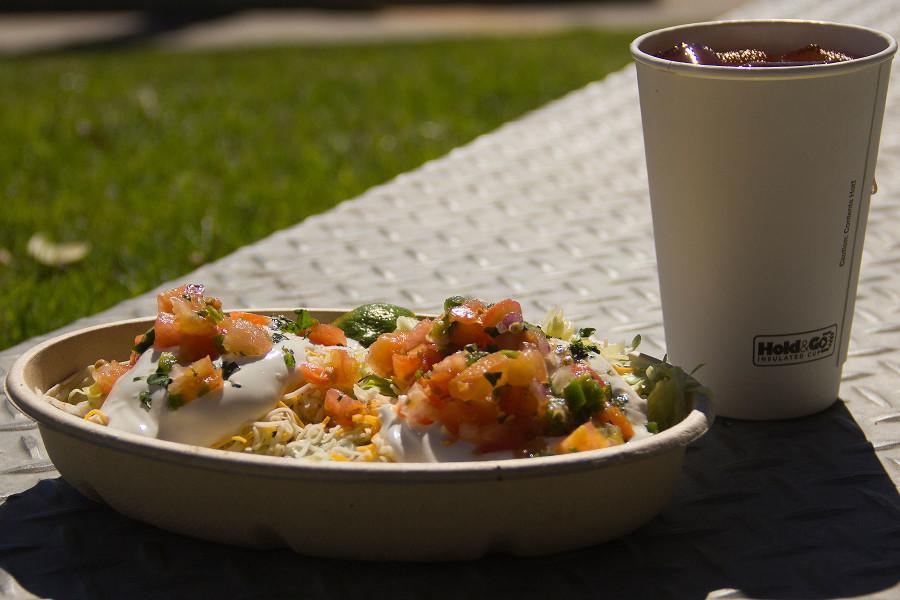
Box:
102 333 317 447
375 404 514 462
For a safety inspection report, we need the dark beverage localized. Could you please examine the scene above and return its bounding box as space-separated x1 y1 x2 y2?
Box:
656 43 857 66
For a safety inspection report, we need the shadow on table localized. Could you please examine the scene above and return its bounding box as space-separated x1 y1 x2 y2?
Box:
1 401 898 600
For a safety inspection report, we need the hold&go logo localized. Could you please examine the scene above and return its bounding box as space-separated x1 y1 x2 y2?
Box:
753 324 837 366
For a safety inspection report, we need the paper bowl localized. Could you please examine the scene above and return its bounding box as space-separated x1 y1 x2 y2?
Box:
4 311 712 561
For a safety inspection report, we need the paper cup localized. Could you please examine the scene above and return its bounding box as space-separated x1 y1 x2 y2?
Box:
631 20 897 419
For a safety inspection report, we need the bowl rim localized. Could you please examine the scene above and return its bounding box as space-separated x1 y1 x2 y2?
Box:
4 311 713 484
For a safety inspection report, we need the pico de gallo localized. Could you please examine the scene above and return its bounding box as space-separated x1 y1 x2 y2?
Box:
44 284 700 462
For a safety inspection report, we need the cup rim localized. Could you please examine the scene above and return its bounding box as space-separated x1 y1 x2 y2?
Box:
630 19 898 80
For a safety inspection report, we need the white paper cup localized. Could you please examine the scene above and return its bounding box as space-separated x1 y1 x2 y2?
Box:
631 20 897 419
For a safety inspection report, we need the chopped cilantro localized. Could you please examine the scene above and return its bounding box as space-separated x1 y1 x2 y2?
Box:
443 295 467 312
484 371 502 387
630 334 642 350
222 361 241 380
146 372 171 387
464 343 479 353
647 421 660 434
282 347 296 369
358 374 399 397
273 310 319 335
569 337 600 361
293 309 318 331
271 331 286 344
132 328 155 354
414 369 424 380
499 350 520 358
132 376 144 382
578 327 596 338
139 390 153 411
213 334 226 354
167 394 185 410
271 315 298 334
146 352 177 387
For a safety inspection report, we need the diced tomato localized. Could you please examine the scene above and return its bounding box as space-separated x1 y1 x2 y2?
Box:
392 353 421 386
222 317 272 357
367 333 404 376
482 299 522 328
167 356 223 404
178 333 220 363
229 311 272 327
504 351 540 386
154 312 179 349
440 397 498 437
329 348 359 391
417 342 444 374
170 296 218 337
431 351 468 378
300 362 330 386
555 422 611 454
401 319 433 352
324 388 365 428
497 385 539 418
157 285 187 313
156 283 207 313
449 321 493 349
93 361 131 395
474 419 532 454
599 406 634 441
449 353 507 402
307 323 347 347
435 400 469 436
424 351 467 397
154 308 220 362
447 300 486 325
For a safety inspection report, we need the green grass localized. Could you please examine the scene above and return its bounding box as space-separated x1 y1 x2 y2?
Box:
0 30 639 351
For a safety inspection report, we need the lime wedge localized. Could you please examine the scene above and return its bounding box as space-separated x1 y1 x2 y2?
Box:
333 303 416 347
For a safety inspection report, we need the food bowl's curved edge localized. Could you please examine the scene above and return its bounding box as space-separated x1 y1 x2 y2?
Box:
4 311 714 484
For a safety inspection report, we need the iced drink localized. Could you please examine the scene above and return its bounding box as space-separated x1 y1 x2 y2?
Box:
631 21 897 419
